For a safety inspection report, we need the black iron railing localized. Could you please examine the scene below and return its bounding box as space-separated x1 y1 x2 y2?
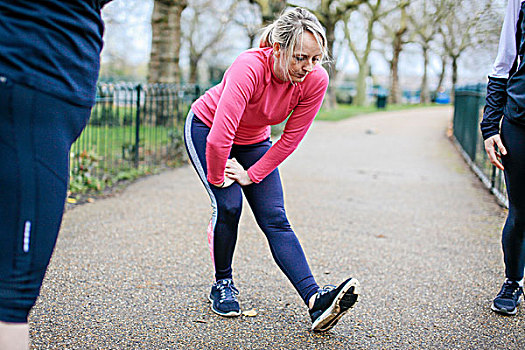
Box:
69 83 202 193
452 84 508 207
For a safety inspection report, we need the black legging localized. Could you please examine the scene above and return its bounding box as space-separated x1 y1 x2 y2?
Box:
0 80 91 322
500 117 525 281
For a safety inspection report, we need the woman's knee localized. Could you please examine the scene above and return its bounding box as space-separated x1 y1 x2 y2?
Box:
216 199 242 222
257 207 292 233
504 203 525 240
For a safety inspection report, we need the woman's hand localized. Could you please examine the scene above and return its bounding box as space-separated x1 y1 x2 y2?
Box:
225 158 254 186
484 134 507 170
211 172 235 188
212 176 234 188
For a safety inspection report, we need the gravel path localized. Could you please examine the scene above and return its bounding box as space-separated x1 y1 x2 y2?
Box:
29 106 523 349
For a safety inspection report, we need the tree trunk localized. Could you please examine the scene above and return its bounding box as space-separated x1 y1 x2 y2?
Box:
148 0 187 84
251 0 287 25
323 20 338 109
189 55 199 84
435 55 447 97
451 56 458 104
355 60 369 106
389 35 402 104
389 4 408 105
420 45 430 104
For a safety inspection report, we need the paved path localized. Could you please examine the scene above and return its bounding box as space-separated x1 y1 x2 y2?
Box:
30 107 524 349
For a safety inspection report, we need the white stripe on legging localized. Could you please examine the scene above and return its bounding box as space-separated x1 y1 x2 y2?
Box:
184 110 218 267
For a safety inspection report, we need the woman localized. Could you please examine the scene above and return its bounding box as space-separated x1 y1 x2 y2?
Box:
481 0 525 316
184 7 359 332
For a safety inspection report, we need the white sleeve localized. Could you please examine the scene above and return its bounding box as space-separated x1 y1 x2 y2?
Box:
490 0 522 79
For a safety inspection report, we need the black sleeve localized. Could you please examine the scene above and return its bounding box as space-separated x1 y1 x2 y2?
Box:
480 76 508 140
99 0 114 8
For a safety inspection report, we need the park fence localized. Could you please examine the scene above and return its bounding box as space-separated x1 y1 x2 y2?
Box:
69 83 202 194
452 84 508 207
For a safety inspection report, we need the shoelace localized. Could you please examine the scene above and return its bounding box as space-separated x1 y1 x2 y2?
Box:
217 280 239 303
499 281 521 298
318 284 336 296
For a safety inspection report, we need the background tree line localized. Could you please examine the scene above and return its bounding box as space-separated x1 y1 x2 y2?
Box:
100 0 505 107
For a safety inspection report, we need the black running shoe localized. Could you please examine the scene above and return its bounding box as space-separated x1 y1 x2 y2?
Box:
309 278 360 332
208 278 241 317
491 279 523 315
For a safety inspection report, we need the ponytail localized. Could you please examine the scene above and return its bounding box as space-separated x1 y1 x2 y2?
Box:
259 24 275 48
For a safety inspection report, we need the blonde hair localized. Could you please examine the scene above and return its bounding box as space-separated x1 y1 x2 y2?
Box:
259 7 328 82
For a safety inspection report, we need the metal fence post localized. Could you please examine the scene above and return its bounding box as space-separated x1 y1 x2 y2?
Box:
135 84 142 168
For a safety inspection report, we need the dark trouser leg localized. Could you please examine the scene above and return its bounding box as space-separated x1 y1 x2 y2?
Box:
0 81 91 322
184 111 243 281
233 140 319 305
501 118 525 281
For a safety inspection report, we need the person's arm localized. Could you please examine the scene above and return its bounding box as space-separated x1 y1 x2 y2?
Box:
205 55 259 186
481 77 508 140
246 68 329 183
480 0 520 169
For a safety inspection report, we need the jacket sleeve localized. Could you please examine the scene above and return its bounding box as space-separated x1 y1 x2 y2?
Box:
480 0 521 139
205 55 258 185
481 77 508 140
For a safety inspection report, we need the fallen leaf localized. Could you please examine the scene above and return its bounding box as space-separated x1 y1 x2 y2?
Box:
67 197 77 204
87 198 95 203
242 309 257 317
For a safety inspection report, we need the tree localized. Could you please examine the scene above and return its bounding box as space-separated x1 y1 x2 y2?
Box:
100 0 151 81
148 0 188 84
433 54 447 99
378 0 410 104
182 0 238 84
344 0 397 106
295 0 367 108
438 0 498 102
234 1 263 48
408 0 447 104
249 0 287 25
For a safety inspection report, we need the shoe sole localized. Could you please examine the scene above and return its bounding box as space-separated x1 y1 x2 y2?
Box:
208 294 241 317
311 278 360 333
491 300 520 316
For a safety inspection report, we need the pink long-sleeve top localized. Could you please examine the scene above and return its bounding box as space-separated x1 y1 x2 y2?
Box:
191 47 329 185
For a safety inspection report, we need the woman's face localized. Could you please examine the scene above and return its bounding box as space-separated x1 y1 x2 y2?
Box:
274 31 323 83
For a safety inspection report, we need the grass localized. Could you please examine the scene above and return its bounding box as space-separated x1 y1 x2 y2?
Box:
72 124 178 160
316 103 446 122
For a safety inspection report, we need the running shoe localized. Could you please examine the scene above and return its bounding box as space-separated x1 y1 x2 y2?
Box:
309 277 360 332
208 278 241 317
491 279 523 315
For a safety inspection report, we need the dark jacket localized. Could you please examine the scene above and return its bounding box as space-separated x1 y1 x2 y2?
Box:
0 1 109 107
